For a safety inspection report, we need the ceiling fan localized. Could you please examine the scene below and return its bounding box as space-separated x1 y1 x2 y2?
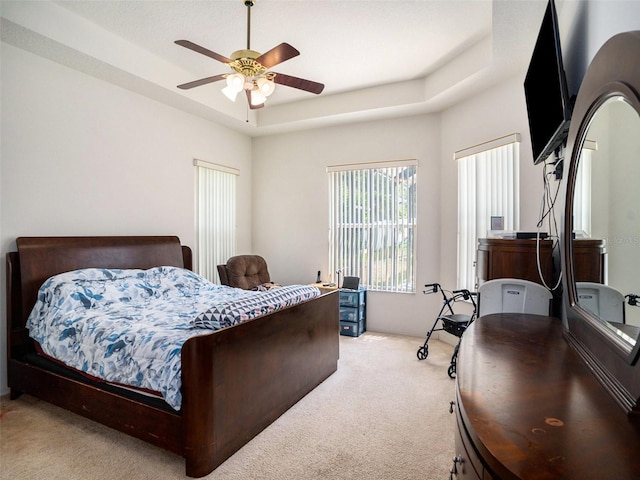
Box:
175 0 324 109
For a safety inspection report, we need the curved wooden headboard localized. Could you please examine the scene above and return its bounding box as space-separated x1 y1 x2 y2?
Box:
6 236 191 357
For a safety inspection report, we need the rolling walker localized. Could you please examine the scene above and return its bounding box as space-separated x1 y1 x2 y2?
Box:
416 283 477 378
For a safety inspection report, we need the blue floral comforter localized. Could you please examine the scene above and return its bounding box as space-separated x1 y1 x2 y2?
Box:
26 266 320 410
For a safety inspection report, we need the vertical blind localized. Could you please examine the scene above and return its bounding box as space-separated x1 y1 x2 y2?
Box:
328 160 418 293
194 159 238 283
574 145 596 236
456 135 520 290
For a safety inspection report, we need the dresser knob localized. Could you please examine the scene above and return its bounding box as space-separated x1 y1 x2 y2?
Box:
449 455 463 479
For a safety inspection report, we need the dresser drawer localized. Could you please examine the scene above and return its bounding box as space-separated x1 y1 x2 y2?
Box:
454 413 488 480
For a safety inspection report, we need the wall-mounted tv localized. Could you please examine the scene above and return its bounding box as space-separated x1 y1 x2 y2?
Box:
524 0 573 165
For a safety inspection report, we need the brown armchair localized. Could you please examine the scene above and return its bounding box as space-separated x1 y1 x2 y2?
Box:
217 255 272 290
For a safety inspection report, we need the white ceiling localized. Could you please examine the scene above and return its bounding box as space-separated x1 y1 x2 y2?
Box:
0 0 548 136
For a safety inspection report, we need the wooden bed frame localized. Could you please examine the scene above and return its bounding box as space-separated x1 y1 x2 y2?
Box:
6 236 339 477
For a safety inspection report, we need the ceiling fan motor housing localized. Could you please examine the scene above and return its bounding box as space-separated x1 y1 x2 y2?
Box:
229 49 267 78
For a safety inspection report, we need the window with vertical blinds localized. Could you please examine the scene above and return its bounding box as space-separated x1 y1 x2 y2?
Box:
328 160 418 293
194 159 238 283
573 143 596 236
456 134 520 291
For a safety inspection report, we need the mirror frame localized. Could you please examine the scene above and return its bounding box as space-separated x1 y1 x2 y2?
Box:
562 31 640 416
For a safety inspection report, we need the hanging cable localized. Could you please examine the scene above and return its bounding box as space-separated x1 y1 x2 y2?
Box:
536 149 563 291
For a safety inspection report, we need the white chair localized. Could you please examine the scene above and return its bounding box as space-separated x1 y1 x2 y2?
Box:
576 282 625 324
478 278 552 317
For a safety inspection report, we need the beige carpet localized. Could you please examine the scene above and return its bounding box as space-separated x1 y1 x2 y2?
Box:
0 333 456 480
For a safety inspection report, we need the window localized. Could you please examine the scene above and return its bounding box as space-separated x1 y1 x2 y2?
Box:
573 141 597 236
194 159 238 283
456 134 520 291
328 160 417 293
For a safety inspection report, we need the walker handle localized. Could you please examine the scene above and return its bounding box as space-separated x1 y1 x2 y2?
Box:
424 283 439 293
453 289 475 300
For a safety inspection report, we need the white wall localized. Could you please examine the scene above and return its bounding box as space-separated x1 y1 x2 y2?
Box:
0 44 253 395
252 115 445 337
561 0 640 96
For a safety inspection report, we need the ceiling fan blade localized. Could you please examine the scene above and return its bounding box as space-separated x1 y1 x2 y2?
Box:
246 89 265 109
177 74 226 90
272 72 325 94
256 43 300 69
175 40 232 64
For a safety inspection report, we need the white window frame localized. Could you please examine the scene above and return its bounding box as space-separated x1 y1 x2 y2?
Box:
194 159 238 283
328 159 418 293
456 134 520 291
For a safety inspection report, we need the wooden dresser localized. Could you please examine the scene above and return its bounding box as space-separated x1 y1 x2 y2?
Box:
476 238 606 287
572 238 608 284
476 238 554 286
452 313 640 479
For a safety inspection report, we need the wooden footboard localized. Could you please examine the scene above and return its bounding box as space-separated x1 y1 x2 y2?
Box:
181 290 339 477
6 236 339 478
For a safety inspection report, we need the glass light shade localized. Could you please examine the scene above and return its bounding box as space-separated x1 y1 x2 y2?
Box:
256 77 276 97
221 85 240 102
250 89 267 106
225 73 244 91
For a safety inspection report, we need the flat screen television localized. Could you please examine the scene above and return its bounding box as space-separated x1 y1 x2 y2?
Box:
524 0 573 165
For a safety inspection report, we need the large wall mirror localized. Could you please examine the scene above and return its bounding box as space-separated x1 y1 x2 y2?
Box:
563 31 640 416
573 96 640 347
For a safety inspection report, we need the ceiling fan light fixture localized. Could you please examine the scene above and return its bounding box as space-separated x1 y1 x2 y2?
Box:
250 88 267 106
256 76 276 97
222 72 245 101
225 73 245 91
243 78 254 90
222 85 240 101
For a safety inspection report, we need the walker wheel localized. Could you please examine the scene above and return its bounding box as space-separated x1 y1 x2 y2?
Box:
448 364 456 379
417 346 429 360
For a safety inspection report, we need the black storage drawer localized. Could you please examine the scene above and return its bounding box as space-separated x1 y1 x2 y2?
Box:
340 320 365 337
339 289 365 308
338 288 366 336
